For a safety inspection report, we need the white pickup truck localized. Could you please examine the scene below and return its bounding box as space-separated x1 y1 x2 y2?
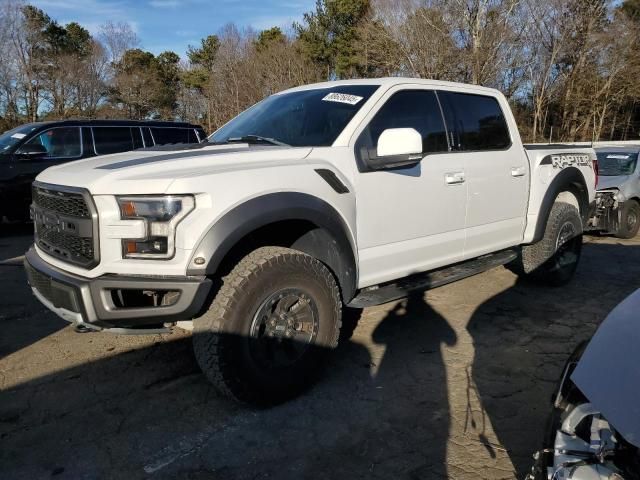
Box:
24 78 597 404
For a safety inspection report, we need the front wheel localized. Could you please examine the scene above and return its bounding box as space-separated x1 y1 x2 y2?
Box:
192 246 342 405
507 202 583 286
616 200 640 239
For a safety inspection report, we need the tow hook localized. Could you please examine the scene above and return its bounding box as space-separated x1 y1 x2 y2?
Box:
74 324 95 334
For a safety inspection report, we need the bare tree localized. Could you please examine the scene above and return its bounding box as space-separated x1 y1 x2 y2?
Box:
98 21 140 65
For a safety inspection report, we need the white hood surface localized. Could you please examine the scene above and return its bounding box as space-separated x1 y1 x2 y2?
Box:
36 144 313 195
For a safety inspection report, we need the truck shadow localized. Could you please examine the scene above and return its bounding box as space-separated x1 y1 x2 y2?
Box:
1 240 638 479
1 297 458 479
467 240 640 476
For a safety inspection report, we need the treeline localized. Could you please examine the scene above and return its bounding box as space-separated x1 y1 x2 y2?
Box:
1 0 639 142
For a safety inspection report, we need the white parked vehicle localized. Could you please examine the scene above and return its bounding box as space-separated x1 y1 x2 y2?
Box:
25 78 597 404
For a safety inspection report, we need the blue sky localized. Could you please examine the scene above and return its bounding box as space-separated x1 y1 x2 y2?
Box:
30 0 315 57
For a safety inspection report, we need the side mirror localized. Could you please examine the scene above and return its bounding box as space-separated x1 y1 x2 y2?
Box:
366 128 423 170
17 143 47 157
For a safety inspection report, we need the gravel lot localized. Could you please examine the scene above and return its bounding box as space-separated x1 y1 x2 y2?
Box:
1 227 639 480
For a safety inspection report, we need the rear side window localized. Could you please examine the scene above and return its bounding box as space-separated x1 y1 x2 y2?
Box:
187 129 199 143
132 128 144 149
142 127 153 147
359 90 448 155
93 127 134 155
151 128 188 145
438 92 510 151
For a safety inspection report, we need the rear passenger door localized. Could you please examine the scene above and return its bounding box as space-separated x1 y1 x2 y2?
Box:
438 90 528 258
92 127 139 155
151 127 189 145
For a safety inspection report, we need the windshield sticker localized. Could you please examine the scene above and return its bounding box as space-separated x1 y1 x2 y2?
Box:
322 92 364 105
11 133 26 139
606 154 631 159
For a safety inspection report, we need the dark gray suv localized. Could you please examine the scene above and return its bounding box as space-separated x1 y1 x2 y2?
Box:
0 120 206 222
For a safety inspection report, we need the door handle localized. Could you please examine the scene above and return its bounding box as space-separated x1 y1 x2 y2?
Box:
445 171 465 185
511 166 526 177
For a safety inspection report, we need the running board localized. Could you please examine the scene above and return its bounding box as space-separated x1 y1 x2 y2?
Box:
348 249 518 308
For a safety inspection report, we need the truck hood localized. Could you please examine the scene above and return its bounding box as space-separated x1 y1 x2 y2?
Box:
597 175 630 191
36 144 313 194
572 289 640 448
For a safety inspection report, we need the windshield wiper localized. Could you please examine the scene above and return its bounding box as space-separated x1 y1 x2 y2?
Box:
224 135 290 147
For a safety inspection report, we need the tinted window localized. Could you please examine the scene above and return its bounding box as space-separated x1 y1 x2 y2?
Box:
151 128 188 145
18 127 81 158
142 127 153 147
187 129 199 143
359 90 448 156
195 128 206 142
210 85 379 147
439 92 510 151
132 128 144 149
93 127 134 155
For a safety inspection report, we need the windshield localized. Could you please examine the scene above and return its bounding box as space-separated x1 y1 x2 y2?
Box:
596 151 639 176
209 85 379 147
0 124 40 153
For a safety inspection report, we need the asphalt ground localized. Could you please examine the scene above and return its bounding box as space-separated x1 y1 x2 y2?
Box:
2 226 639 479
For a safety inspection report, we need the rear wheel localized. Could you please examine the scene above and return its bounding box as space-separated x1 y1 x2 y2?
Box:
616 200 640 239
192 246 342 405
508 201 583 286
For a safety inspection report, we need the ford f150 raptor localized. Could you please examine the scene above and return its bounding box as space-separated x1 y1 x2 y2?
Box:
24 78 597 404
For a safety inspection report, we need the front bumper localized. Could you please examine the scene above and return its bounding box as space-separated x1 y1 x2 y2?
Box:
24 246 212 331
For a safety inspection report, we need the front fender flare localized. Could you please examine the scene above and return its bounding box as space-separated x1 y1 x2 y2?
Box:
187 192 358 302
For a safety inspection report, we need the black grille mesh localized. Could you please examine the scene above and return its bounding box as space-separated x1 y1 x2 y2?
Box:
25 263 80 313
38 229 94 261
32 187 90 218
32 185 97 267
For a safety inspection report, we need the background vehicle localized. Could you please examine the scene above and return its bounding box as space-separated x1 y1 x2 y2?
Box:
24 78 596 404
0 120 206 222
589 144 640 239
527 289 640 480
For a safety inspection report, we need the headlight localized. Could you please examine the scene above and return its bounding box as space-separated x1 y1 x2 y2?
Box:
117 195 195 259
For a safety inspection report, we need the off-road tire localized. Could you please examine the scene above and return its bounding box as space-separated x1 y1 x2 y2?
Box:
193 246 342 405
507 201 583 286
616 200 640 239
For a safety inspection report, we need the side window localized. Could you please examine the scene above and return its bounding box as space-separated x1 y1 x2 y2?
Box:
92 127 134 155
142 127 153 147
151 127 188 145
438 92 510 151
132 127 144 149
187 129 199 143
17 127 81 158
358 90 448 158
195 128 206 142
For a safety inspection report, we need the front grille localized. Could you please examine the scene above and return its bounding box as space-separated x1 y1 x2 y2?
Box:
25 263 80 313
38 228 94 260
32 187 90 218
32 183 98 268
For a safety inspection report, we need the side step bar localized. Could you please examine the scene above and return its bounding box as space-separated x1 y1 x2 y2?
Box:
348 249 518 308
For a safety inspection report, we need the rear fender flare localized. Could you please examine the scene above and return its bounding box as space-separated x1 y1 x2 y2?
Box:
532 167 589 243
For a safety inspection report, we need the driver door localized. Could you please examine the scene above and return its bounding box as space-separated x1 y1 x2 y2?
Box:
353 87 467 288
10 127 83 218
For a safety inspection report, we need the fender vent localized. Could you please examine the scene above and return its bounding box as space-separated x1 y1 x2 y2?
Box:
315 169 349 194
